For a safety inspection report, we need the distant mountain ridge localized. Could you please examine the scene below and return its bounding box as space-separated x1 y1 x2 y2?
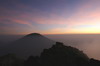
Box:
1 33 55 59
25 33 43 36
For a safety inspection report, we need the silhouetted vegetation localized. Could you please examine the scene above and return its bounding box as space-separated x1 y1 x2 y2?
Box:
0 42 100 66
0 54 24 66
40 42 89 66
89 58 100 66
24 56 40 66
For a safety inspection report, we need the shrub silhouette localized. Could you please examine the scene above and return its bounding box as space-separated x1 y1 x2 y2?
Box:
24 56 40 66
0 54 24 66
89 58 100 66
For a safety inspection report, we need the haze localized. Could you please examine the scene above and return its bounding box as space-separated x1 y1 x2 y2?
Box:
0 34 100 60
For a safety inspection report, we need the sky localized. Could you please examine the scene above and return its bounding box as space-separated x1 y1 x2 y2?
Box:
0 0 100 35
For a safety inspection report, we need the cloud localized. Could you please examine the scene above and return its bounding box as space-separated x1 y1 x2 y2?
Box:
1 0 100 34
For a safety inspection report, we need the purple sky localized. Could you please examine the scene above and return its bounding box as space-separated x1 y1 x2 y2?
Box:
0 0 100 35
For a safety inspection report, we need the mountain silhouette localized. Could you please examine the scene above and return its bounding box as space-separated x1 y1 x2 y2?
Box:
24 42 100 66
1 33 55 59
40 42 89 66
25 33 42 37
1 39 100 66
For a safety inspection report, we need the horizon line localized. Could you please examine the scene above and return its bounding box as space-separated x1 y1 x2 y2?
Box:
1 33 100 35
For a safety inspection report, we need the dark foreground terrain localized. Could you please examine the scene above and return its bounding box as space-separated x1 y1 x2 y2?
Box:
0 42 100 66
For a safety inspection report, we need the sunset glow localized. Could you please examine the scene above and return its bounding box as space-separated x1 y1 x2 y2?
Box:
0 0 100 35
